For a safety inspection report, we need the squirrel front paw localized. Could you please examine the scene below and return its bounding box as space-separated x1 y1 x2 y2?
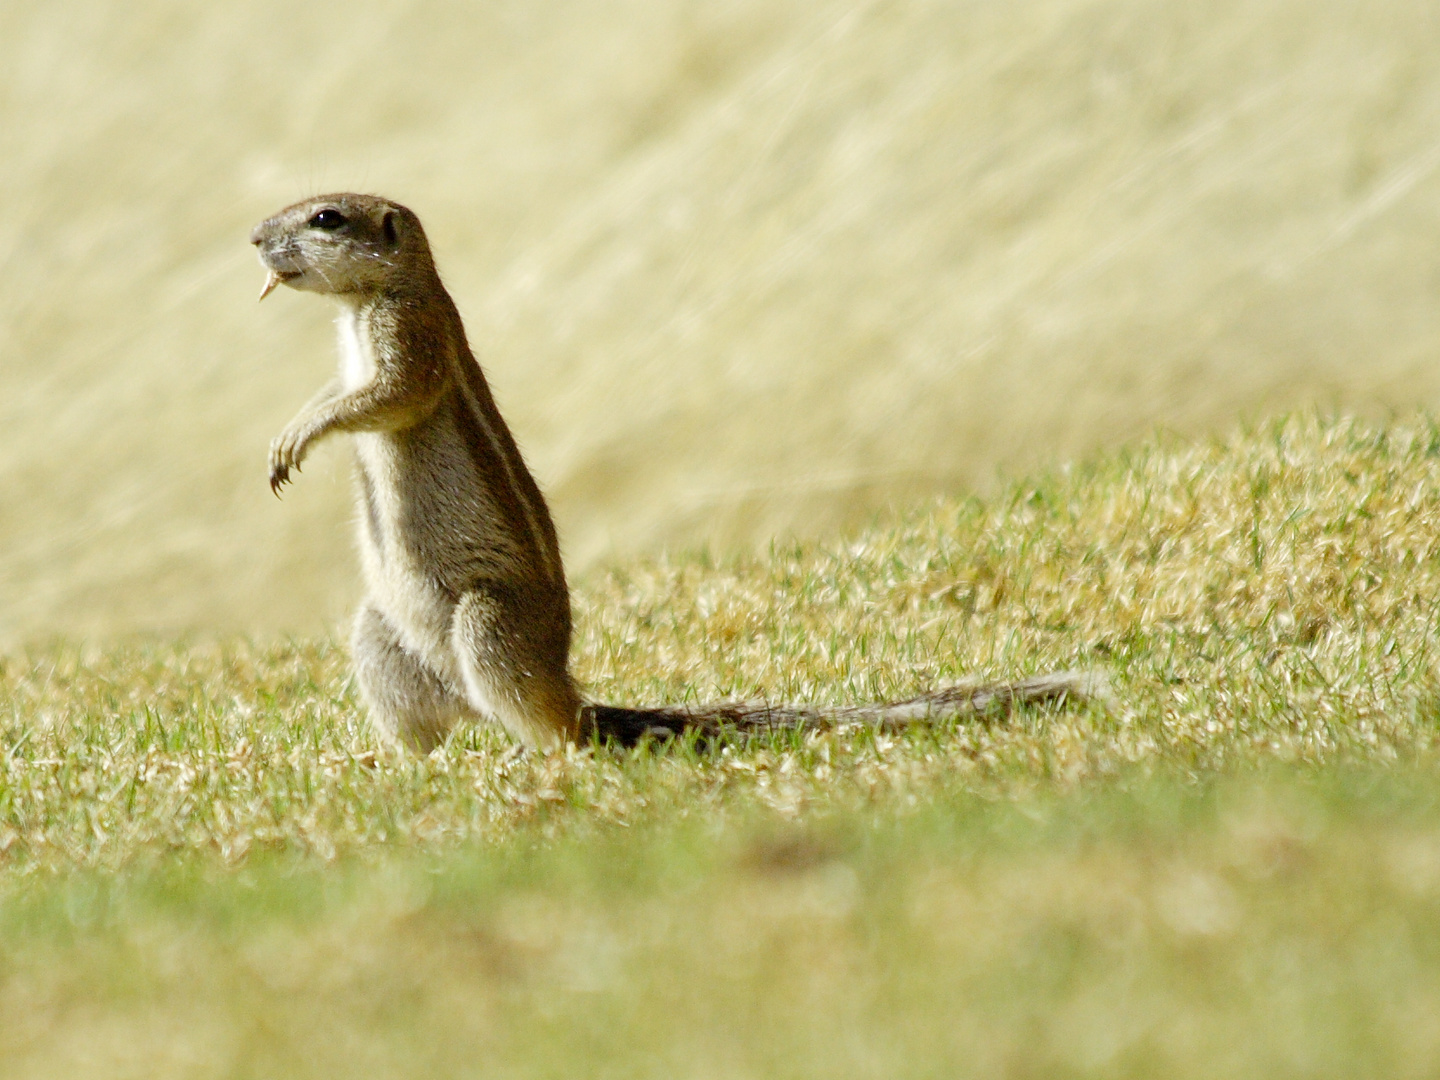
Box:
268 429 309 496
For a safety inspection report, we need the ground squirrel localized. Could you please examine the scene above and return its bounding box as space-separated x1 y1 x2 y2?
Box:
252 193 1102 752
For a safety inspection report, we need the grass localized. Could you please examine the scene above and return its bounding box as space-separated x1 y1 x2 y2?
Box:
4 412 1440 1075
8 773 1440 1078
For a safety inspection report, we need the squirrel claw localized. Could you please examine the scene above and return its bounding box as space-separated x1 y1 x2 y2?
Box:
268 431 306 496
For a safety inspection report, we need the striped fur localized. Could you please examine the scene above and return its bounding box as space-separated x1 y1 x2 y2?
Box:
252 194 1104 753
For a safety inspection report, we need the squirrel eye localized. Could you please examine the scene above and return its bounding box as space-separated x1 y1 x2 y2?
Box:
308 209 347 230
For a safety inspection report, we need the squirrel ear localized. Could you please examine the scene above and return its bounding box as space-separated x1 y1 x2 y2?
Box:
382 210 398 247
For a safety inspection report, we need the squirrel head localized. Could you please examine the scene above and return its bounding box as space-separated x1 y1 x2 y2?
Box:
251 193 436 302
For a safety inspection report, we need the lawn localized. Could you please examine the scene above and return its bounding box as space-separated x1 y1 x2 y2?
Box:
3 413 1440 1077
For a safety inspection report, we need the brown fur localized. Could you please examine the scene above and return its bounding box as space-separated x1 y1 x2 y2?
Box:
252 193 1103 752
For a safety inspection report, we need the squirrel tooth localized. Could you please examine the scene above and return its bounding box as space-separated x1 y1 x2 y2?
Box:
257 268 284 302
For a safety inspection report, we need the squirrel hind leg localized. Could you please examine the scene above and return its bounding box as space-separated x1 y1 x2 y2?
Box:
352 604 473 753
450 585 583 752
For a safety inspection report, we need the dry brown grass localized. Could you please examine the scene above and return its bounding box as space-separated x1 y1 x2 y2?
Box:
5 0 1440 640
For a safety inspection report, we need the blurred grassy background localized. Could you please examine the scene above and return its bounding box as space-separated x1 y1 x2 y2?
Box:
3 0 1440 643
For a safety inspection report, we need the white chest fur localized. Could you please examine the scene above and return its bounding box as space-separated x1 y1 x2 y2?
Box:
335 306 449 658
337 308 375 390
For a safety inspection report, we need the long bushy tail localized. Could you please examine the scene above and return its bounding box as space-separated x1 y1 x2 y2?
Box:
579 669 1108 746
